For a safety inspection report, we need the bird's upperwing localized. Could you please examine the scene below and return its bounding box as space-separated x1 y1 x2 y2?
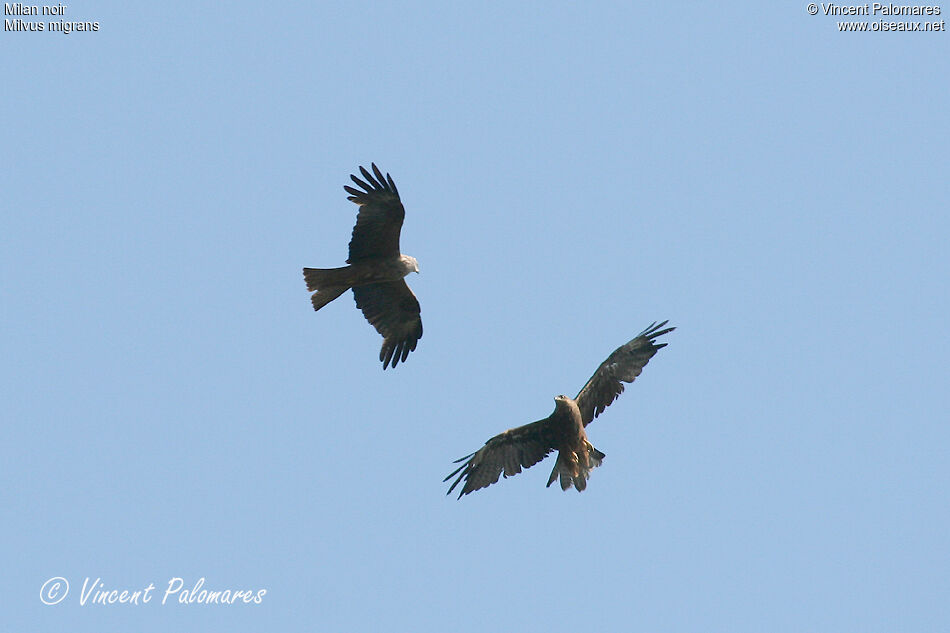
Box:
444 418 557 498
344 164 405 263
574 321 675 427
352 280 422 369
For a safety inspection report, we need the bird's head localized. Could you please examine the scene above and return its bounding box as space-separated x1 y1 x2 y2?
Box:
554 394 570 407
403 255 420 274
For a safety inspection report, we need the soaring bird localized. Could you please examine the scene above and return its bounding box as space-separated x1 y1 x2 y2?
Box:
445 321 674 497
303 164 422 369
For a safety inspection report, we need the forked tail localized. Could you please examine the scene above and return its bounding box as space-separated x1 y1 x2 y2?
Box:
302 267 351 311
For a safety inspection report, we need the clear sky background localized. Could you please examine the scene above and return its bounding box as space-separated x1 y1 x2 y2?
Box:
3 2 948 632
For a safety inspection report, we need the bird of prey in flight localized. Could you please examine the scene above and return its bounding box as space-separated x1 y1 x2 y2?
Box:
303 164 422 369
445 321 674 497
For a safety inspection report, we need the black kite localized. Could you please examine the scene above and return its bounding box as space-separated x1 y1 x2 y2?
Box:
445 321 674 497
303 164 422 369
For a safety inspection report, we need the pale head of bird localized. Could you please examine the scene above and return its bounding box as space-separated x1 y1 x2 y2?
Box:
402 255 420 274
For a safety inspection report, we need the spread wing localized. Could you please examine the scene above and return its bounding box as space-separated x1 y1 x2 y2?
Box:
343 164 405 263
352 280 422 369
574 321 675 426
444 418 557 498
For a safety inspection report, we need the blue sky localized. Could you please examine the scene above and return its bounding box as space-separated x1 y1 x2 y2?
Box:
3 2 948 631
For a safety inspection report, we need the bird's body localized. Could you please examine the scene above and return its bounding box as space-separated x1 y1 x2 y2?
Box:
303 165 422 369
544 395 605 491
304 254 419 308
445 321 674 497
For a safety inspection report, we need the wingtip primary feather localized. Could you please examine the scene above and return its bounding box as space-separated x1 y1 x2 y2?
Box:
350 173 370 191
639 320 675 342
452 452 476 465
380 341 395 369
371 163 386 189
359 165 380 189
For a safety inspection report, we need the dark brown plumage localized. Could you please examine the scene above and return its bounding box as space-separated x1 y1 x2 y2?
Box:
303 164 422 369
445 321 674 497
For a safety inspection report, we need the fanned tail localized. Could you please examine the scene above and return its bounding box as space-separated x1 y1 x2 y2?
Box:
546 442 605 492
